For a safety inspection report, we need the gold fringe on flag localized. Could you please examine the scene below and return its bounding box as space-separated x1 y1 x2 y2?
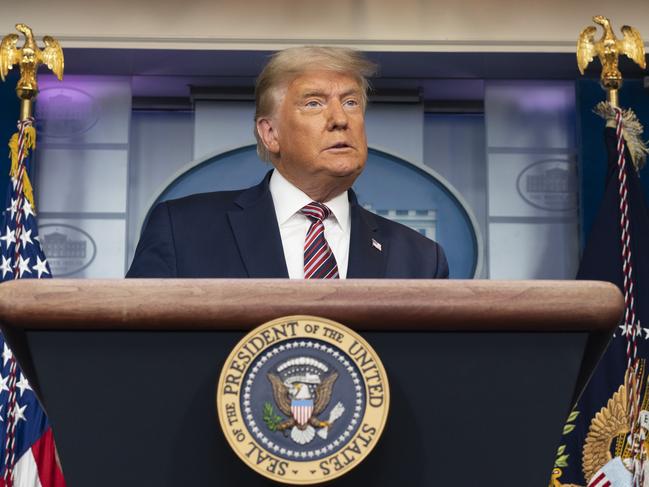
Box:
595 101 649 171
7 126 36 210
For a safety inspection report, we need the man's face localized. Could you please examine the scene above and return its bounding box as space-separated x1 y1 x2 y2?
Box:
259 70 368 201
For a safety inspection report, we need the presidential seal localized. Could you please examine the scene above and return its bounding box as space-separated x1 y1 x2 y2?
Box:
216 315 389 484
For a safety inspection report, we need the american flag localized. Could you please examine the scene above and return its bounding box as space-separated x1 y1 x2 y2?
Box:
0 119 51 283
0 118 65 486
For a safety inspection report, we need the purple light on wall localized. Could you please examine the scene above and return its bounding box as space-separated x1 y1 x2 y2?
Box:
36 75 109 138
516 84 575 112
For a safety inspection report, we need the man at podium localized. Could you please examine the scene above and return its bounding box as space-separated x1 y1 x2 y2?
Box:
127 46 448 279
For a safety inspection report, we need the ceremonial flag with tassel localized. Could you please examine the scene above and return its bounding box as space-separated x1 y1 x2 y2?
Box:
552 104 649 487
0 116 65 486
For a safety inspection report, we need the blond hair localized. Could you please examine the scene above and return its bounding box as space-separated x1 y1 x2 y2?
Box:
254 46 377 162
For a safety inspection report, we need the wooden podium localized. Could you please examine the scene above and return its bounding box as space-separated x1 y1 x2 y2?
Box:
0 279 622 487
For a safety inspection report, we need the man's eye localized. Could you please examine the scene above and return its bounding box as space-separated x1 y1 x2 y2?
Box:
344 99 360 107
305 100 321 108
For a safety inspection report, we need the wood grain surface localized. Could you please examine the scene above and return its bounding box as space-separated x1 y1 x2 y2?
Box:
0 279 623 332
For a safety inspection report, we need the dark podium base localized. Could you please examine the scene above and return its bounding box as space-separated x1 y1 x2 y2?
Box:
24 329 585 487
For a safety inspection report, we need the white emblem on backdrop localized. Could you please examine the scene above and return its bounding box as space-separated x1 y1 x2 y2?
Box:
39 224 96 276
516 159 577 211
35 87 99 138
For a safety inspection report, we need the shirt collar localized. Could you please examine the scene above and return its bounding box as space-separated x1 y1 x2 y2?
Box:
269 170 350 232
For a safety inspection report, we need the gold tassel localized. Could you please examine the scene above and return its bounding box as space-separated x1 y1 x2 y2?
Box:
594 101 649 171
7 126 36 210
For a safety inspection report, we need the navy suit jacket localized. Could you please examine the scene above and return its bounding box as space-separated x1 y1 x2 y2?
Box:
126 172 448 279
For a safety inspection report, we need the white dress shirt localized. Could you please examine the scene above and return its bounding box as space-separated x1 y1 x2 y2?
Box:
269 170 351 279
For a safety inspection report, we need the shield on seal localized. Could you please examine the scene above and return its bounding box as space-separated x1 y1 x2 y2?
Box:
291 399 314 426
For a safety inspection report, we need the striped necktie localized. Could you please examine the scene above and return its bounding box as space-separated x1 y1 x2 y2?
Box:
300 202 339 279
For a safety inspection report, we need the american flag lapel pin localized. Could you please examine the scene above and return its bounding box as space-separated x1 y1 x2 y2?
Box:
371 238 382 252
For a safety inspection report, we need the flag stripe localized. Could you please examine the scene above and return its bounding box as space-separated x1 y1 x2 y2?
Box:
29 429 64 487
588 472 606 487
13 449 41 487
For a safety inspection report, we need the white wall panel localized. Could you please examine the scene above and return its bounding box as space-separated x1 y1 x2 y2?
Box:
37 149 127 213
127 111 194 262
366 104 424 164
32 75 132 277
484 80 578 279
487 152 577 218
38 219 126 278
193 101 256 161
485 82 576 149
38 76 132 144
424 114 487 276
489 222 579 279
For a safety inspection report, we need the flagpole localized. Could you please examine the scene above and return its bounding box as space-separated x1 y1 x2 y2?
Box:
574 15 647 487
18 96 33 122
15 68 35 122
0 24 64 486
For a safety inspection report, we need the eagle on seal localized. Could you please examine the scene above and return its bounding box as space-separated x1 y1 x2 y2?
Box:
267 371 339 445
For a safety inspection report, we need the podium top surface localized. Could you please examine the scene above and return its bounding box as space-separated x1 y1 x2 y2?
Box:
0 279 623 332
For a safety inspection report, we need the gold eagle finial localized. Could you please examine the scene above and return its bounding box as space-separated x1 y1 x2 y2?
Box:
0 23 64 119
577 16 645 95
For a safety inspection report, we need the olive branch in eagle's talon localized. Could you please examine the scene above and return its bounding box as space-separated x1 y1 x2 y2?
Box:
262 402 284 432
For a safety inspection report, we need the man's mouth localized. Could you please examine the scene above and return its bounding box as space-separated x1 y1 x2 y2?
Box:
326 143 353 150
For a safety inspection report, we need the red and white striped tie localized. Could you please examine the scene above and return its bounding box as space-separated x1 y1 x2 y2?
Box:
300 202 339 279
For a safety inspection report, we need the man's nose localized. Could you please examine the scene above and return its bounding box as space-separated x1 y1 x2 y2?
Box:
326 100 348 130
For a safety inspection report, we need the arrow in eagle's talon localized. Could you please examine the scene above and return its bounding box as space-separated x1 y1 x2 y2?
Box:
317 402 346 439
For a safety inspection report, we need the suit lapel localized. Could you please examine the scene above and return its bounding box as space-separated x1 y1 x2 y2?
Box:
228 173 289 278
347 193 388 278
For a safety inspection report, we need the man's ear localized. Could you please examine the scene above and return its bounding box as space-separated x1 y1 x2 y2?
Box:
256 118 280 155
